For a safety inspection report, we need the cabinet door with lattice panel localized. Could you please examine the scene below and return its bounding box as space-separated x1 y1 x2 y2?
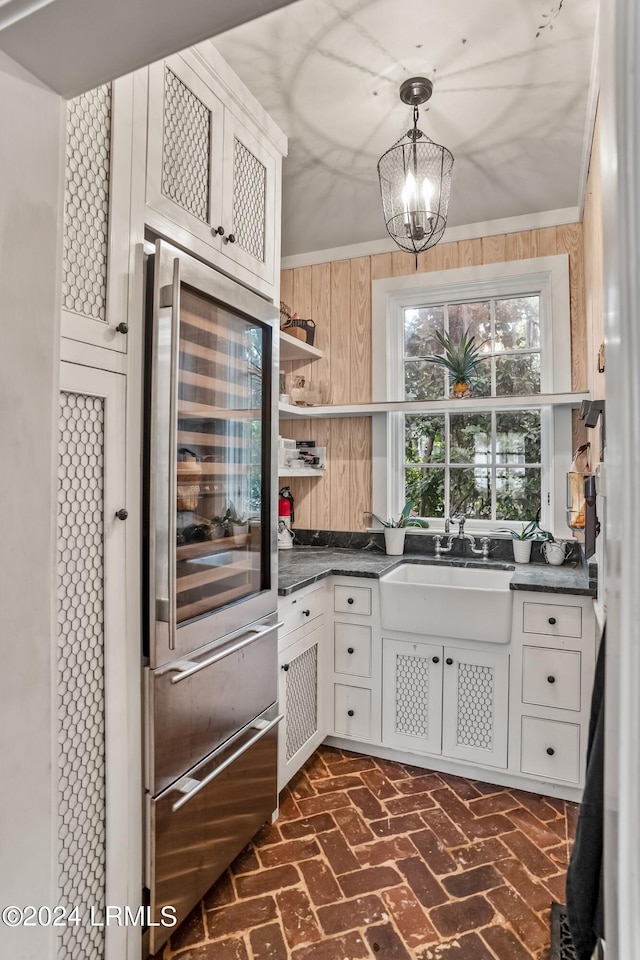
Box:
220 112 278 287
442 645 509 768
146 55 225 249
61 76 133 352
278 622 325 791
382 638 443 755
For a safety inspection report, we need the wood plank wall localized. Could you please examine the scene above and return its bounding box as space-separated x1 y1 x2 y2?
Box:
280 223 587 531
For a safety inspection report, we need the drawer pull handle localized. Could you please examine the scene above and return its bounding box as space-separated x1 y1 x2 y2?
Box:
347 647 355 654
445 657 453 665
546 747 555 756
347 709 355 717
547 675 556 684
347 597 354 605
432 656 440 664
282 663 290 672
302 609 311 617
548 617 557 625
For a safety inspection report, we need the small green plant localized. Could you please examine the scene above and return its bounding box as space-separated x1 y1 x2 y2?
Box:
424 328 488 395
224 502 247 526
370 501 429 529
494 509 554 541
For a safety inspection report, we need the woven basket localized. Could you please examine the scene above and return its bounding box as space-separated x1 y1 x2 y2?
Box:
177 452 201 511
281 318 316 346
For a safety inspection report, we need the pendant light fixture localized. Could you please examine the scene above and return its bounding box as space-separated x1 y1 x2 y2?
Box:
377 77 454 255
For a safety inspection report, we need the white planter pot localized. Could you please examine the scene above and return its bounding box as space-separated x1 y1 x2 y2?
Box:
384 527 406 556
512 539 532 564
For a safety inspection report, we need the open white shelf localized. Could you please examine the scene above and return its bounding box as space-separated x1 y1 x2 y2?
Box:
279 392 590 419
279 330 324 362
278 468 326 478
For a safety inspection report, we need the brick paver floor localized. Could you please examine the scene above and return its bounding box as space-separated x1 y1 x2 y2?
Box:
154 745 577 959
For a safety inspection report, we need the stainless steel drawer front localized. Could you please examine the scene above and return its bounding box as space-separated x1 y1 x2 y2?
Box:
149 619 278 793
148 705 280 955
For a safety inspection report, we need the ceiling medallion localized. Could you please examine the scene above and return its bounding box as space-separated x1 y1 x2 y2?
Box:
377 77 454 256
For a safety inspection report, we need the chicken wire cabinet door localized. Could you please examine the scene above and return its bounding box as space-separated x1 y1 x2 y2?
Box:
382 638 443 755
219 113 278 288
278 623 325 791
146 55 224 248
61 77 133 353
144 49 284 299
442 646 509 768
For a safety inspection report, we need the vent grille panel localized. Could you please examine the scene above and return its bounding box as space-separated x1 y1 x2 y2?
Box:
232 137 266 262
57 392 106 960
456 662 494 750
395 654 430 738
286 645 318 761
62 85 111 322
162 68 211 222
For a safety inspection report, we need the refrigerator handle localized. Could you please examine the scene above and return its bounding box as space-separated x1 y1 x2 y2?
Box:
170 713 284 813
162 256 181 651
165 621 284 684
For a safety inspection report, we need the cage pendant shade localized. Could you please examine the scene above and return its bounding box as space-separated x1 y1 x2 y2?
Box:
378 79 454 255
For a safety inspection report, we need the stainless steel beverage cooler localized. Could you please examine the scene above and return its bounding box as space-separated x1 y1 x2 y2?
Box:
143 240 280 954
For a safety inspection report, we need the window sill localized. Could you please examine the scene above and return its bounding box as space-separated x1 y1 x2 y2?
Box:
279 392 589 418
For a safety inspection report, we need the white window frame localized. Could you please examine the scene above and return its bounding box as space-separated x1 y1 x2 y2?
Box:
371 255 573 536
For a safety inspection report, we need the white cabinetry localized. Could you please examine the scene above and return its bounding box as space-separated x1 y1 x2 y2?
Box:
61 76 134 357
277 585 327 791
509 593 596 790
328 578 382 745
382 638 508 768
144 44 286 299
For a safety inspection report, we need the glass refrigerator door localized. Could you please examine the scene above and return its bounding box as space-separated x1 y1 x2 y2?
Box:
176 288 266 621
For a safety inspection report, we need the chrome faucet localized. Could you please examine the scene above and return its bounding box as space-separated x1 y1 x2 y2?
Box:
433 514 492 560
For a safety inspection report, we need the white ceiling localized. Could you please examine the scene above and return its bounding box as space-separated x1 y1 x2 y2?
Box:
213 0 599 257
0 0 296 97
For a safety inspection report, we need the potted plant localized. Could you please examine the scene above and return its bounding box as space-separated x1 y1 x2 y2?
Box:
493 512 554 564
371 502 429 556
424 329 488 397
224 503 248 538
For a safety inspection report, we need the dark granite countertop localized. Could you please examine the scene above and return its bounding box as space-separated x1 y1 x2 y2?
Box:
277 546 595 598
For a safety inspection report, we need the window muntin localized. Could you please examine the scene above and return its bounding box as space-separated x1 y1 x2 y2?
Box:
403 294 541 401
404 410 542 522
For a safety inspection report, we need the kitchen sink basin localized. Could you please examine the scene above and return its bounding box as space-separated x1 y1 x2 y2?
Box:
379 563 514 643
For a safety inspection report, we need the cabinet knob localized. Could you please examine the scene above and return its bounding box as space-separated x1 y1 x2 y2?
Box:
347 709 355 717
548 617 557 625
227 233 236 244
547 675 556 684
347 647 354 655
115 509 128 520
445 657 453 665
214 225 225 236
546 747 555 756
302 609 310 617
432 656 440 664
347 597 354 605
115 321 129 334
282 663 290 672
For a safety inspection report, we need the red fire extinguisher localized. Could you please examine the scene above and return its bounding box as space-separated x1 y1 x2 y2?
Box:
278 486 294 550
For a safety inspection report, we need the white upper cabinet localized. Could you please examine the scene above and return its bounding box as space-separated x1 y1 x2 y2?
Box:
61 76 134 353
144 44 286 299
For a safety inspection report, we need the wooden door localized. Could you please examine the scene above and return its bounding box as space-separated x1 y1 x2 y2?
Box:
442 645 509 768
382 638 443 755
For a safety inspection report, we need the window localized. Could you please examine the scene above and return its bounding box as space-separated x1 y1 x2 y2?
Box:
371 256 573 531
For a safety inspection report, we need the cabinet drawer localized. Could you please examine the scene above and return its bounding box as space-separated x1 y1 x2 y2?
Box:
522 646 581 711
520 716 580 783
334 623 372 677
334 584 371 616
279 586 325 639
334 684 371 740
523 601 582 638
